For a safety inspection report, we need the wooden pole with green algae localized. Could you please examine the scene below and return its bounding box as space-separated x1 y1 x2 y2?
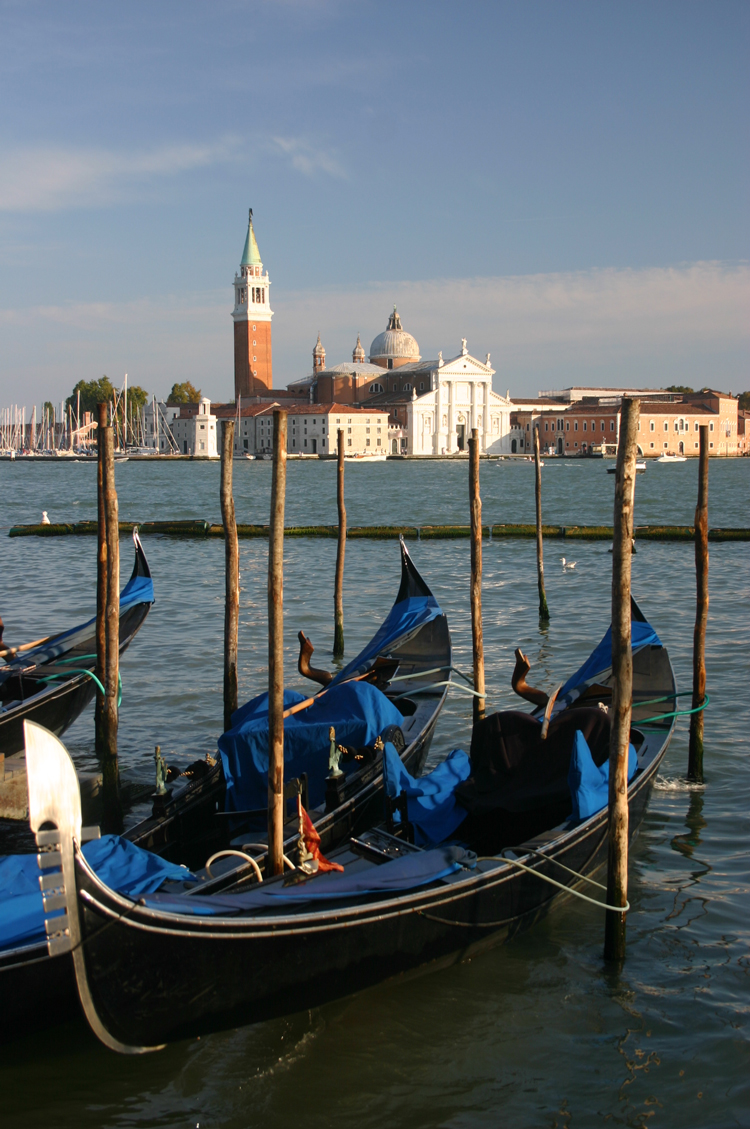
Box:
604 396 640 962
534 425 550 623
267 410 287 876
469 429 486 725
333 428 346 659
688 425 709 782
221 421 239 732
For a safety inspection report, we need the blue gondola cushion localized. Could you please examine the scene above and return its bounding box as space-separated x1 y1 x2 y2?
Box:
0 836 194 952
383 742 470 846
568 729 637 822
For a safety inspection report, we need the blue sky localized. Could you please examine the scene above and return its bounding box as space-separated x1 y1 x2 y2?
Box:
1 0 747 405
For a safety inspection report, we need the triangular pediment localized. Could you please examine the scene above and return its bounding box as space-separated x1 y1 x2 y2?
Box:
439 352 494 377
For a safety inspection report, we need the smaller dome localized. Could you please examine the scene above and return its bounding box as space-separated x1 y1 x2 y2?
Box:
369 307 420 365
352 334 366 363
313 332 325 357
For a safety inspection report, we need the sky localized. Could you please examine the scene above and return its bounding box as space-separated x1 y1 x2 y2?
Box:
0 0 748 408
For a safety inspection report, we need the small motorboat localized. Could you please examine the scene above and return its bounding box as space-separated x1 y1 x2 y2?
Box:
655 453 687 463
607 461 646 473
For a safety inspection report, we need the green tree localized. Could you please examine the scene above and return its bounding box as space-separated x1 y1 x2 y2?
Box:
738 391 750 411
66 376 116 416
167 381 202 404
664 385 693 394
43 401 56 424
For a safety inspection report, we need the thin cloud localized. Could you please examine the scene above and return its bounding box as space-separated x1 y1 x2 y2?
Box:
270 136 347 179
0 139 239 212
1 262 747 403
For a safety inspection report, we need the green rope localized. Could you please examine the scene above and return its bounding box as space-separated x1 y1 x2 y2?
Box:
38 669 106 696
636 694 709 726
37 668 123 705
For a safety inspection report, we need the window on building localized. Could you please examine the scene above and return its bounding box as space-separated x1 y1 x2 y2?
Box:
545 422 549 431
709 442 714 448
336 418 340 424
664 441 668 448
366 438 371 446
388 359 393 370
694 442 699 449
403 384 411 392
419 382 424 390
664 421 668 431
377 437 382 446
347 427 351 434
347 438 352 446
650 442 654 448
611 421 615 431
650 421 655 431
583 421 587 431
694 422 698 431
574 421 578 431
304 439 307 447
601 421 605 431
709 422 714 431
292 438 296 447
566 421 570 431
591 421 596 431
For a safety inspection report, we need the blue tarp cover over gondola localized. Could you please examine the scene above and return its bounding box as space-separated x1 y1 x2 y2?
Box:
0 836 193 952
327 561 442 688
560 617 661 699
143 845 474 915
219 681 405 812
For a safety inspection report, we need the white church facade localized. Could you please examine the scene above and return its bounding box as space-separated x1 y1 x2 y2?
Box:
291 309 514 455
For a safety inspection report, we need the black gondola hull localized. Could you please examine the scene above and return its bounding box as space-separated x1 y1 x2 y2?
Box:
72 740 666 1048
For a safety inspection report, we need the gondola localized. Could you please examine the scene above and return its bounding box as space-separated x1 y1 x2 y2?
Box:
0 539 451 1035
124 539 451 873
22 599 676 1052
0 530 154 758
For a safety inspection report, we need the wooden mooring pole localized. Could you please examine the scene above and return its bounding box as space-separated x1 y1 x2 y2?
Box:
534 425 550 622
333 428 346 659
469 429 486 724
221 421 239 731
604 396 640 961
268 410 287 875
688 425 709 782
95 402 108 753
101 418 121 830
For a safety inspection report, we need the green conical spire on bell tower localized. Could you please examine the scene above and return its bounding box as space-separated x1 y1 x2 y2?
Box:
240 208 262 267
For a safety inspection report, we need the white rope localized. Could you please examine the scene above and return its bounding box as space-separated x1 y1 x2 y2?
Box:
479 854 629 913
237 844 296 871
205 850 262 883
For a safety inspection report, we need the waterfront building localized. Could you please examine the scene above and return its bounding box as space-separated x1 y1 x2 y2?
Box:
168 398 218 457
525 388 742 457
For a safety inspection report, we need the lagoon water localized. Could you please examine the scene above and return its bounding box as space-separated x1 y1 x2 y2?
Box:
1 457 748 1128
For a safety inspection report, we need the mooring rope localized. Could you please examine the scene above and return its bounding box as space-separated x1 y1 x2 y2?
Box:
636 694 709 726
417 851 629 927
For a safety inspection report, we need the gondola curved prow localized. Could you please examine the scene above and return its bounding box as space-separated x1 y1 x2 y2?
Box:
23 719 164 1055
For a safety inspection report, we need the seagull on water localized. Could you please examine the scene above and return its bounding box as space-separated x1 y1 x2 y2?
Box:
560 556 576 570
41 511 50 525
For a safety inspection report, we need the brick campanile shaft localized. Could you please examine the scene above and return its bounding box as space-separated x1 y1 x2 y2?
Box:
232 209 273 397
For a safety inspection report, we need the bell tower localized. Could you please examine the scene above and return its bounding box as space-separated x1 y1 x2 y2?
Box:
233 209 273 397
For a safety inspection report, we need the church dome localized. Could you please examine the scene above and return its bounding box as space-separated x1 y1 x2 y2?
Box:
369 308 420 368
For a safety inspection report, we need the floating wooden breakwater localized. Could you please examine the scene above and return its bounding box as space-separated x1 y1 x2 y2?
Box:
9 520 750 541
